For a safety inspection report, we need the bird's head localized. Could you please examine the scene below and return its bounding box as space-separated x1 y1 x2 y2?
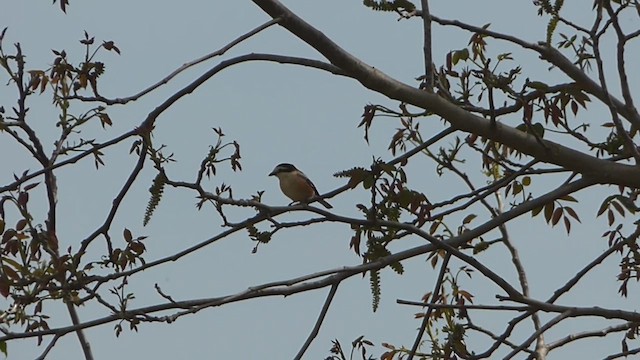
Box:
269 163 298 177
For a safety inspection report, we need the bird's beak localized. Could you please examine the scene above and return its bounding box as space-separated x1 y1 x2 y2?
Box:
268 169 277 176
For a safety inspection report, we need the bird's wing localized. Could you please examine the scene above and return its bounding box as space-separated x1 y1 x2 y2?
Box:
300 172 321 196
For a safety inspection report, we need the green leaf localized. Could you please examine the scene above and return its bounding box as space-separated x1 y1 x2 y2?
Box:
532 123 545 138
526 81 549 90
559 195 578 202
544 202 555 223
473 241 489 254
531 205 543 217
462 214 477 225
452 48 469 65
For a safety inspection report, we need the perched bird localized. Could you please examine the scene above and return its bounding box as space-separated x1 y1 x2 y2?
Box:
269 163 333 209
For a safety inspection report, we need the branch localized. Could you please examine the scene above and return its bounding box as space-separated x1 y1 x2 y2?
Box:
504 311 573 359
407 252 450 360
251 0 640 188
496 192 544 354
604 347 640 360
546 228 637 304
396 299 529 312
76 140 148 258
425 14 640 128
546 322 633 353
293 283 339 360
65 18 281 105
0 130 137 193
8 232 640 344
419 0 433 90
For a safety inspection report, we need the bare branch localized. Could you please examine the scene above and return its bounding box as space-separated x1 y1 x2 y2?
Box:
407 252 450 360
419 0 433 91
546 322 634 352
294 284 339 360
65 18 281 105
396 300 528 312
505 311 573 359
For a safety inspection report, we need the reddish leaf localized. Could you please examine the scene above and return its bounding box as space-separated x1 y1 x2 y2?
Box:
15 219 27 231
2 265 19 281
18 191 29 207
0 278 9 298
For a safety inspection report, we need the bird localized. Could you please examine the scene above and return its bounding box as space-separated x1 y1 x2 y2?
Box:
269 163 333 209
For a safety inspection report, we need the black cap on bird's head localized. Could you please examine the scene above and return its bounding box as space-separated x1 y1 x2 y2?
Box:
269 163 298 176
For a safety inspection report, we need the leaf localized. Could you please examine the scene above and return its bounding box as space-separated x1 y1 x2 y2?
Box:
473 241 489 254
102 41 121 54
532 123 545 138
597 195 615 216
451 48 469 65
611 200 625 217
544 202 555 223
563 216 571 234
462 214 477 225
531 205 543 217
429 220 441 234
564 207 581 222
15 219 27 231
123 228 132 242
608 209 615 226
522 176 531 186
0 278 9 298
527 81 549 90
560 195 578 202
571 100 579 116
23 182 40 191
616 195 638 214
17 191 28 207
457 290 474 303
551 207 563 226
2 265 19 281
98 113 112 128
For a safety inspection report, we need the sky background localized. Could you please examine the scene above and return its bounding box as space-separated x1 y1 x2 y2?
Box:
1 1 639 359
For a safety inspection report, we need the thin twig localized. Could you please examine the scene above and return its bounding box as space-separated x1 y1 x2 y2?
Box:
294 283 339 360
503 311 573 359
419 0 433 91
407 252 449 360
65 18 281 105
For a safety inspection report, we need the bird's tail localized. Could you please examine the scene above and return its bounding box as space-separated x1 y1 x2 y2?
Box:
318 198 333 209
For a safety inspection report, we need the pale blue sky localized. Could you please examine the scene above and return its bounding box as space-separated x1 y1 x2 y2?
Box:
1 1 638 359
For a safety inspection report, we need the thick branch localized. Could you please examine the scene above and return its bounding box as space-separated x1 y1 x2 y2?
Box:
251 0 640 188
